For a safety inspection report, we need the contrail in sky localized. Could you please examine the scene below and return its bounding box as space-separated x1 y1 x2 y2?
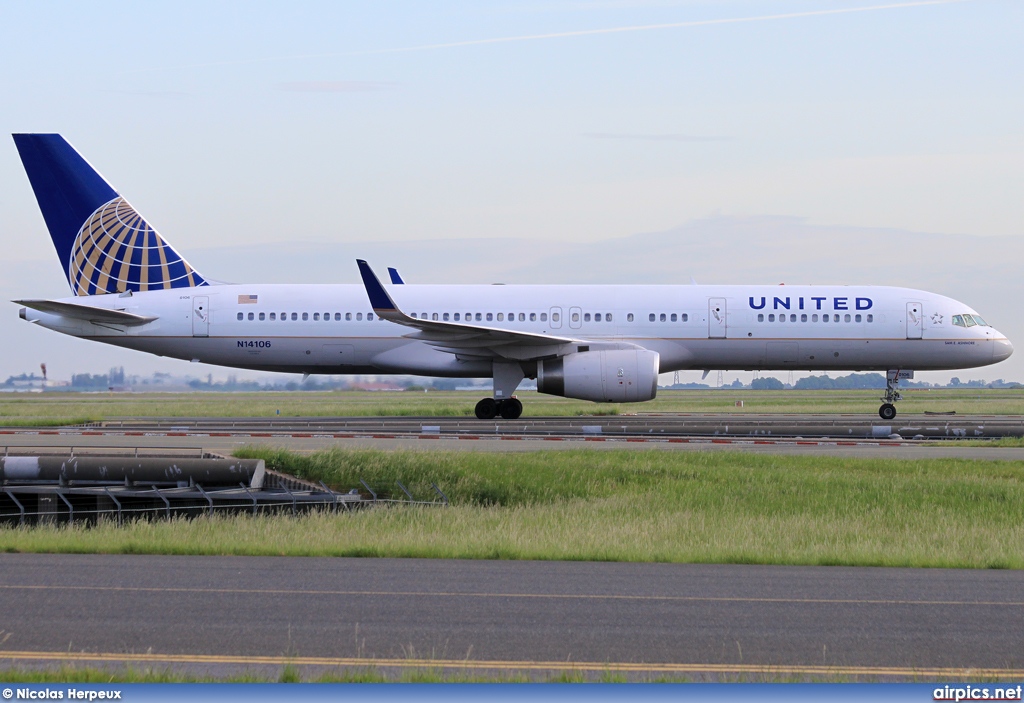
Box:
360 0 971 55
125 0 972 73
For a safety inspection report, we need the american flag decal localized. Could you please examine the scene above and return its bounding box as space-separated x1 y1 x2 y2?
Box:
238 294 258 304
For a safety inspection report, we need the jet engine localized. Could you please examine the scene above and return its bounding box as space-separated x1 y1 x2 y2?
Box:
537 349 659 403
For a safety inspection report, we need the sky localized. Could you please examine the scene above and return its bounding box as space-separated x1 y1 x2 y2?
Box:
1 0 1022 385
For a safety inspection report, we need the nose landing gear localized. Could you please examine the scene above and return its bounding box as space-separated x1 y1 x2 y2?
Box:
878 370 906 420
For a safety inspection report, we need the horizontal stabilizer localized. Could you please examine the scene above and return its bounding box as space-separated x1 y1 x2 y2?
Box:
15 299 158 326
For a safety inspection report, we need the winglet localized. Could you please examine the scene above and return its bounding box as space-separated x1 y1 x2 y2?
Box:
387 267 405 285
356 260 402 317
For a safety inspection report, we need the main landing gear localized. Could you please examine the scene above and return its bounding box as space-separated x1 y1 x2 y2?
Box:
879 370 904 420
475 397 523 420
476 361 526 420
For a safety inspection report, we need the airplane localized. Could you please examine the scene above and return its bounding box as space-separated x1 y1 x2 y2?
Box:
11 133 1013 421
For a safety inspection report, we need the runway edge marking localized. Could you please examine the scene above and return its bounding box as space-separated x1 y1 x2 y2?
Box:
1 650 1022 678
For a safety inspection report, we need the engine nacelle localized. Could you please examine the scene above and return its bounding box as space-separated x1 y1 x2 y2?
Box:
537 349 659 403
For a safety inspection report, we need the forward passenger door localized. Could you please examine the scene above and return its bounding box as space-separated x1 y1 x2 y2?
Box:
906 302 923 339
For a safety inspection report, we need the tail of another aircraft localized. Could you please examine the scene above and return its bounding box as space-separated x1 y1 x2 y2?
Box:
13 134 207 296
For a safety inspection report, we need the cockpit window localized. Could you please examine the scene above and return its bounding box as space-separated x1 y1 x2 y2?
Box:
953 313 988 328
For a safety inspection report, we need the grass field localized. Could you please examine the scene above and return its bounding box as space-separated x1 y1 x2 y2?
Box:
3 447 1022 569
2 388 1024 425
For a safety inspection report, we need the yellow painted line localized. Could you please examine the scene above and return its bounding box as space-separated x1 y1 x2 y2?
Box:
1 650 1022 678
0 584 1021 607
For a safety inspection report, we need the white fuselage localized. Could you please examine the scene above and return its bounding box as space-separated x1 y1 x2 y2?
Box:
22 283 1013 378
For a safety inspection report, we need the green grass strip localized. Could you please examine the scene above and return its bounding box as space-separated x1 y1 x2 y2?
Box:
2 448 1022 568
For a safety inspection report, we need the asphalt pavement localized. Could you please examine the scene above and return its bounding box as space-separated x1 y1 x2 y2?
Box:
1 554 1022 678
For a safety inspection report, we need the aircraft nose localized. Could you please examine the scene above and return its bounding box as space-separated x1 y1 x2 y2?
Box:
993 337 1014 363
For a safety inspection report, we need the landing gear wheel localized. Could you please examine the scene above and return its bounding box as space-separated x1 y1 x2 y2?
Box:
475 398 498 420
879 403 897 420
499 398 523 420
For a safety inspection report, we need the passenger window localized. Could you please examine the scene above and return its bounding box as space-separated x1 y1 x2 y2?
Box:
670 313 676 322
607 313 613 322
530 312 536 321
237 312 243 321
541 313 547 322
411 313 418 319
443 313 449 321
627 313 634 322
519 313 525 322
313 313 320 321
248 312 254 321
281 312 286 321
855 314 862 322
681 313 687 322
324 312 329 321
595 313 602 322
572 312 580 322
454 313 461 321
788 314 795 322
486 313 493 321
432 313 439 321
345 313 352 321
270 312 276 321
768 314 775 322
259 312 265 321
356 313 362 321
584 313 591 322
800 314 807 322
821 314 827 323
472 313 479 321
368 313 374 321
866 314 873 323
649 314 655 322
497 313 504 321
553 313 560 322
812 314 818 322
844 314 851 323
757 313 764 322
302 312 308 321
659 313 666 322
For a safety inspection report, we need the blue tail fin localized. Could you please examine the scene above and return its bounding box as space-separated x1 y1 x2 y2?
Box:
13 134 207 296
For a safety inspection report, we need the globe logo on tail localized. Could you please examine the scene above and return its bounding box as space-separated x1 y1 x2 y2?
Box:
69 197 206 296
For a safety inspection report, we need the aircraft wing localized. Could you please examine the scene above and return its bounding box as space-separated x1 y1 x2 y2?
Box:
356 260 581 359
15 299 158 326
